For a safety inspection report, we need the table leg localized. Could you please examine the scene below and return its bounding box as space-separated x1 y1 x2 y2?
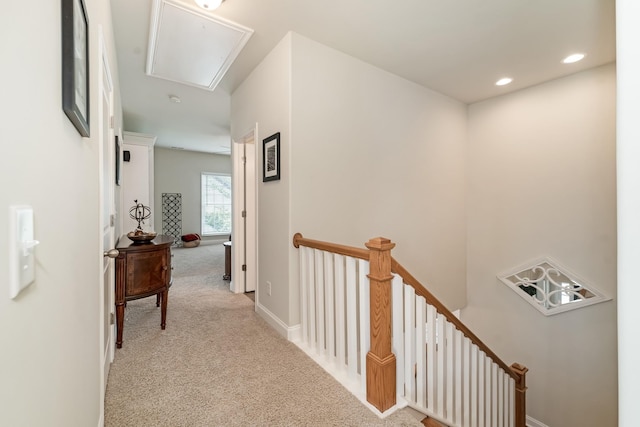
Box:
116 302 125 348
161 289 168 330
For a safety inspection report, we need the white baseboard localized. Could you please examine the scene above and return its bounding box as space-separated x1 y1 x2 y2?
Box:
288 323 301 342
255 301 299 340
527 415 550 427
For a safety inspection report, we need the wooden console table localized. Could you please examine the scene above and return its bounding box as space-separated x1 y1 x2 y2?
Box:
115 235 173 348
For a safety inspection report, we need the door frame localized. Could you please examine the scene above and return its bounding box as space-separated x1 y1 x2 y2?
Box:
98 26 116 419
231 125 257 295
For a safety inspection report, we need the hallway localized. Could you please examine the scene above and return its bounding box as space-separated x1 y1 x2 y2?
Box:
104 243 421 426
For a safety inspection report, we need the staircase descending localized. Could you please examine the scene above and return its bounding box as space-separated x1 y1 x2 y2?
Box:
293 233 528 427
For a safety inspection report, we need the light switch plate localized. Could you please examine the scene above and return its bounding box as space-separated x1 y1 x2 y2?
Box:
9 205 38 299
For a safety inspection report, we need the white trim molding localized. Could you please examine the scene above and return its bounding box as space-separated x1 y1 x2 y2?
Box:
255 301 299 340
527 415 551 427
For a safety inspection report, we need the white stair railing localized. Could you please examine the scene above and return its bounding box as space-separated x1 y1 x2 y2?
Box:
297 245 371 401
392 275 515 427
293 233 528 426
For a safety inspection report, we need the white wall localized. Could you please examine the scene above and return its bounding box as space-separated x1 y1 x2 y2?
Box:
289 34 468 322
0 0 122 425
122 142 153 231
616 1 640 426
231 33 292 323
232 32 467 329
154 147 231 241
464 63 617 427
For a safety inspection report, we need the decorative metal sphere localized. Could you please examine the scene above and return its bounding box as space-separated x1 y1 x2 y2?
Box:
129 200 151 231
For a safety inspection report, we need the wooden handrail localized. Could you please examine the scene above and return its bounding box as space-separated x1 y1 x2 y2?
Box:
293 233 369 260
391 258 518 381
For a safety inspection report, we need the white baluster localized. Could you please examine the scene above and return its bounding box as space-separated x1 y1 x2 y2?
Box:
426 303 437 412
300 246 309 344
498 371 505 427
335 255 346 370
307 248 316 348
324 251 335 361
485 356 492 427
446 321 454 421
358 259 370 390
494 365 501 427
507 374 514 427
437 313 445 417
346 256 357 381
478 352 485 427
454 328 463 424
404 285 416 403
471 344 479 427
463 337 471 426
392 275 404 399
508 376 515 427
314 250 325 355
416 296 426 407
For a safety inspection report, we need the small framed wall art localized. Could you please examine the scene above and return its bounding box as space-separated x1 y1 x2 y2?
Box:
61 0 90 137
263 132 281 182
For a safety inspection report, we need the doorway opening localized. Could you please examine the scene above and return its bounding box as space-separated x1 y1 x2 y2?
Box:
232 126 257 296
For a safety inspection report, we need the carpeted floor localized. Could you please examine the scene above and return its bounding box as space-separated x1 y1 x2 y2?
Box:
104 243 422 426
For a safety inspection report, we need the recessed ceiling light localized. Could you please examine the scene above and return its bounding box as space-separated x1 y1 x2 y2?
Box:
495 77 513 86
563 53 585 64
194 0 223 10
168 95 181 103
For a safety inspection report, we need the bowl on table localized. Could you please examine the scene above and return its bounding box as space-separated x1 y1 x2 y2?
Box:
127 231 157 243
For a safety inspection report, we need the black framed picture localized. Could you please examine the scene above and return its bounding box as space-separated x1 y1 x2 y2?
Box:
61 0 90 137
263 132 281 182
115 135 121 186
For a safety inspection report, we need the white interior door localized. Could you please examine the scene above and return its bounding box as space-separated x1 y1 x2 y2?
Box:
245 139 256 292
99 31 116 412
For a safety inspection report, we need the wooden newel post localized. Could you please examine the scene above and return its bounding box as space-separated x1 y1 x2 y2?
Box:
511 363 528 427
365 237 397 413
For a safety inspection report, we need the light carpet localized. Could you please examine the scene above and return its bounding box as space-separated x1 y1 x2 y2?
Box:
104 243 422 426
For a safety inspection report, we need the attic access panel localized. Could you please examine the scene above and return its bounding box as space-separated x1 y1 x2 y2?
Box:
146 0 253 91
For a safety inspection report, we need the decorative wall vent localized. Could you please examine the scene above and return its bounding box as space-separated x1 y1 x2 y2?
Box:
498 257 611 316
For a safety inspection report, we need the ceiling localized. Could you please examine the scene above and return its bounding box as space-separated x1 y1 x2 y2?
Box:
110 0 616 155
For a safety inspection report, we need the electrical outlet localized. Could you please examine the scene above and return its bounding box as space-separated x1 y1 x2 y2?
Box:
266 281 272 296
